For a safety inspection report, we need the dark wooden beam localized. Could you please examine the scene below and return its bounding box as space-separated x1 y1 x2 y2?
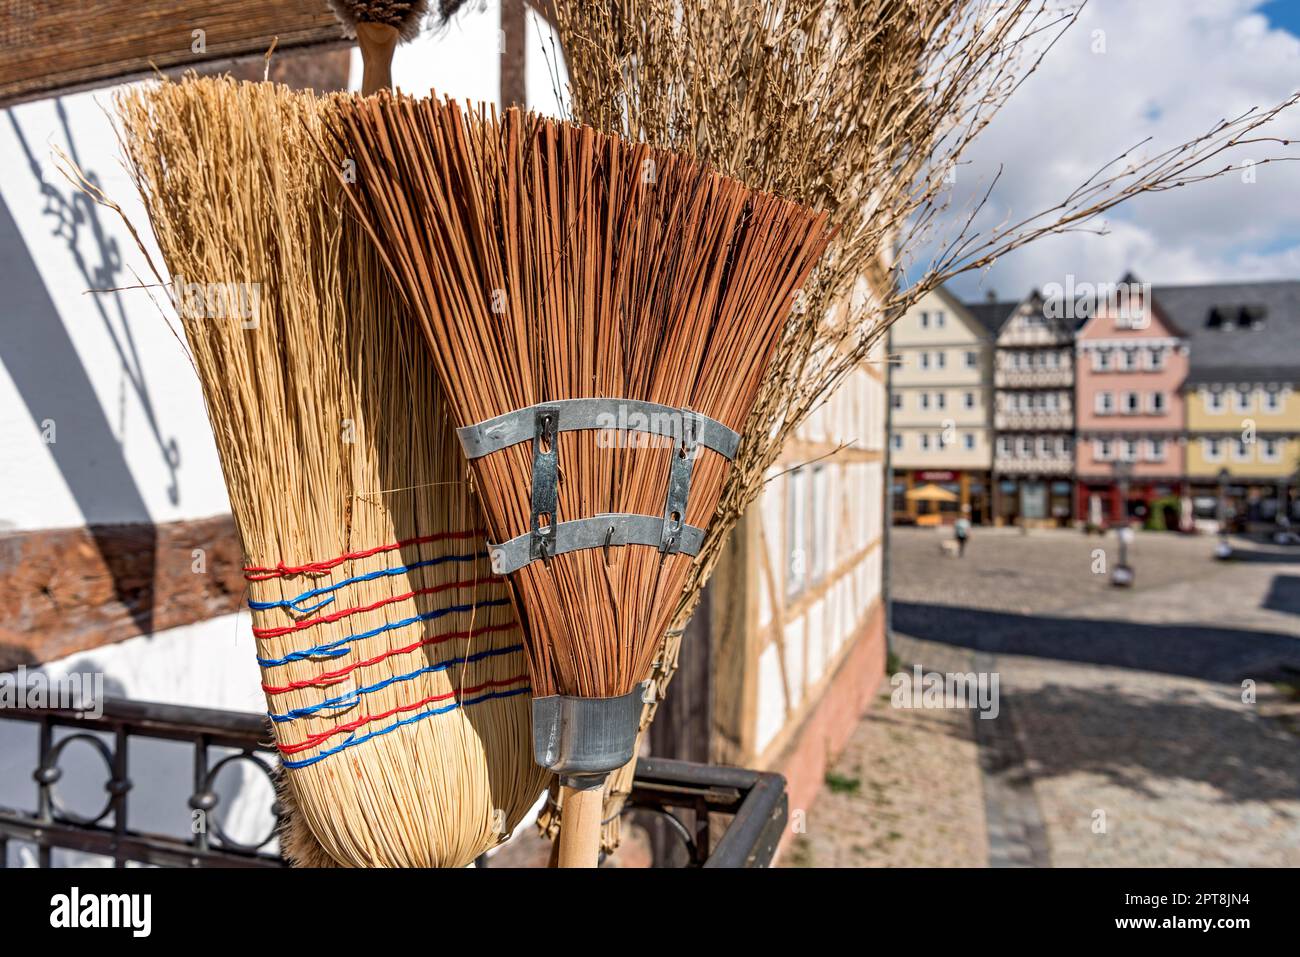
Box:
0 516 245 670
500 0 528 107
0 0 346 108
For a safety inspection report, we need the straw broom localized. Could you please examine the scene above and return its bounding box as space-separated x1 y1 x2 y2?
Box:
327 95 832 865
113 76 548 867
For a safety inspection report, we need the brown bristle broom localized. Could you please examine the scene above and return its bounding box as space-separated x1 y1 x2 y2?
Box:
327 95 832 865
111 76 549 867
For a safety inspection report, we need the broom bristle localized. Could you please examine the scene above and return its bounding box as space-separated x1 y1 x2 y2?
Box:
328 0 430 40
329 96 832 699
117 77 548 866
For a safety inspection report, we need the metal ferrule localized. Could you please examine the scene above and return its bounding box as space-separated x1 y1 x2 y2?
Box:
532 682 649 780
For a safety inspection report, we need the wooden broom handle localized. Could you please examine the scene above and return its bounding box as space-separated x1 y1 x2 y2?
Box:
357 22 400 96
557 780 605 868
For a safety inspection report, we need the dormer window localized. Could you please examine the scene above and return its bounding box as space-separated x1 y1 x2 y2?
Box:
1209 303 1268 330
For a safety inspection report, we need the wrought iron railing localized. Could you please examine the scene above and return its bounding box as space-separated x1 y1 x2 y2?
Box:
0 697 284 868
0 697 786 868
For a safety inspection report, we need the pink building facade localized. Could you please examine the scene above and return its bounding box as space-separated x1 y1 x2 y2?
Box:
1073 277 1189 526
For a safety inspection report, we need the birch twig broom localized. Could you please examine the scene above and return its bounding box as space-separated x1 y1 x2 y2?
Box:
328 95 832 865
113 77 548 867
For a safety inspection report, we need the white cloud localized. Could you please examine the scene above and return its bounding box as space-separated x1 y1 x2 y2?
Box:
937 0 1300 301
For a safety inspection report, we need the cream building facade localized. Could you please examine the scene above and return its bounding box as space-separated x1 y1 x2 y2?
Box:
888 286 996 523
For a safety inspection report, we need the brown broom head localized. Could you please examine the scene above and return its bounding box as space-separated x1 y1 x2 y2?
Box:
115 76 549 867
327 95 832 717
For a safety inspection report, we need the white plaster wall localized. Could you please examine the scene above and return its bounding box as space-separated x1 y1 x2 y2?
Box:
358 1 569 115
0 87 230 532
0 7 570 536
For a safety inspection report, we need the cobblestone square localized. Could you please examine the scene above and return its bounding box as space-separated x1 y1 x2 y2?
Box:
786 527 1300 867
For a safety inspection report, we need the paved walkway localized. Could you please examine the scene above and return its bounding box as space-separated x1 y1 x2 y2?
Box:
786 527 1300 867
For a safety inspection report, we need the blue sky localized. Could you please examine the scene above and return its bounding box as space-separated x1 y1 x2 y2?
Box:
934 0 1300 303
1263 0 1300 34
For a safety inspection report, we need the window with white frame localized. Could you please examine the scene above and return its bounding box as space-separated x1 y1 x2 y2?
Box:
964 391 976 409
1019 436 1032 456
998 436 1011 456
1233 438 1251 461
1120 348 1139 371
786 468 808 598
920 352 930 370
1262 437 1281 461
1061 436 1074 455
1264 390 1283 413
1233 387 1253 413
1096 391 1115 415
1205 389 1225 413
892 392 903 409
811 466 829 583
1147 438 1166 462
920 393 931 410
965 350 978 369
1122 439 1139 462
919 311 930 329
935 311 946 328
1203 437 1223 461
1149 392 1167 414
1122 391 1140 414
1038 436 1051 456
964 434 975 451
936 431 949 450
1095 438 1113 461
936 351 946 369
1147 346 1166 370
936 392 946 410
920 434 931 450
1093 349 1113 372
892 433 903 451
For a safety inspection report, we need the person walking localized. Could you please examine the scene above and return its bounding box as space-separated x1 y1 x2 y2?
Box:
954 505 972 558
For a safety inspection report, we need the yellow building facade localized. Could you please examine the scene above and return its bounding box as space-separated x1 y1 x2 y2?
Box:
1183 379 1299 528
1186 384 1300 479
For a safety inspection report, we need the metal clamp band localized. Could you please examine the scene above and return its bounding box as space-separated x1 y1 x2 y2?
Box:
661 413 699 552
488 513 706 575
457 398 740 461
464 398 738 574
529 408 559 564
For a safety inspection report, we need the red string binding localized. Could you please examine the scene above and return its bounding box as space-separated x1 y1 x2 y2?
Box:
243 530 486 581
260 621 519 694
